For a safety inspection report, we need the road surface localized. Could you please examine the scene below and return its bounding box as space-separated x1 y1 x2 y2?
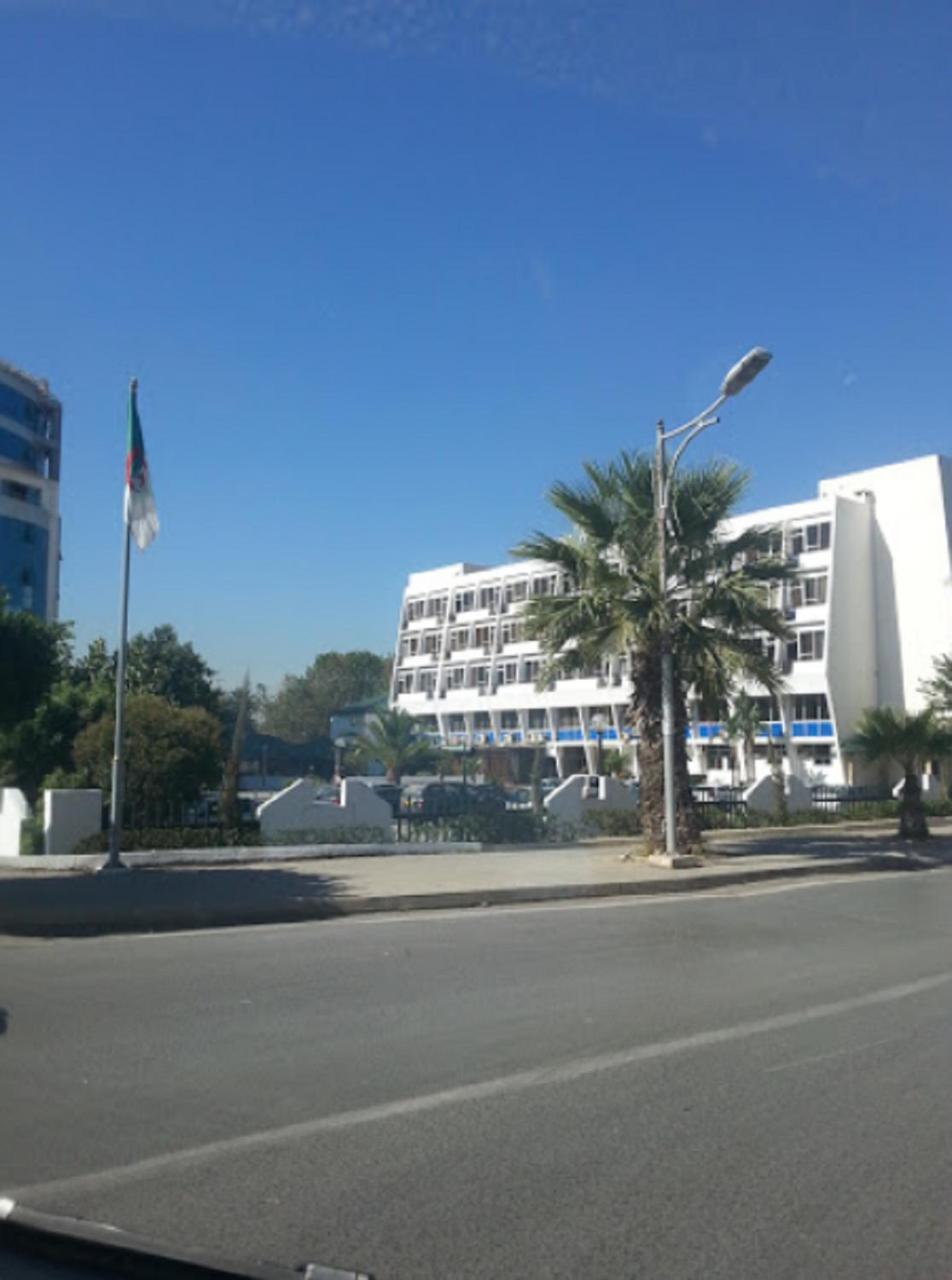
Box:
3 869 952 1278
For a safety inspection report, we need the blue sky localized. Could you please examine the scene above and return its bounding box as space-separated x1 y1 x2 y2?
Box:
2 0 950 690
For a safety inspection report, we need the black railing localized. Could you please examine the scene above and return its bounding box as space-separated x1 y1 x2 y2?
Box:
809 786 893 815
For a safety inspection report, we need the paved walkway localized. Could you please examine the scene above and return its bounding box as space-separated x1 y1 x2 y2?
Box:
1 823 950 937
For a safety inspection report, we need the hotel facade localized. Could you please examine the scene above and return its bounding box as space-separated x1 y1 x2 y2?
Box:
391 456 952 787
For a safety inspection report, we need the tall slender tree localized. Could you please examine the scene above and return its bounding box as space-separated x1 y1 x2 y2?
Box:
357 709 436 784
513 452 789 852
846 707 952 840
726 692 764 785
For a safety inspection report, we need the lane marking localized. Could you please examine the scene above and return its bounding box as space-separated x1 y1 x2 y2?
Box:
765 1034 904 1073
8 968 952 1204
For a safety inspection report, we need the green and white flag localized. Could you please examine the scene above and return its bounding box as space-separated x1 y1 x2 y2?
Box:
124 378 159 550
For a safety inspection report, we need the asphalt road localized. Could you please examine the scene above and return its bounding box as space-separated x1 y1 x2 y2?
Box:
3 869 952 1279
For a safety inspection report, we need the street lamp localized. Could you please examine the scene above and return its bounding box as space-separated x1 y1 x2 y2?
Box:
590 712 609 776
652 348 772 868
333 736 349 781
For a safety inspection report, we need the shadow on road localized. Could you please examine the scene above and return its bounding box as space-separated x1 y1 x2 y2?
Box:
709 828 952 865
0 866 345 938
0 1007 7 1034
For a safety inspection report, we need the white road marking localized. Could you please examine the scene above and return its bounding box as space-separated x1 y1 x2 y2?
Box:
765 1034 904 1073
8 969 951 1204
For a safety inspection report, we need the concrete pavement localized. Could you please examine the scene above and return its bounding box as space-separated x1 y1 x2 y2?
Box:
4 870 952 1277
2 823 949 936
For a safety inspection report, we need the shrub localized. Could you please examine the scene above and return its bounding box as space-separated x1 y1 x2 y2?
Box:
583 808 642 837
72 825 262 855
397 811 572 845
263 825 390 846
18 815 44 856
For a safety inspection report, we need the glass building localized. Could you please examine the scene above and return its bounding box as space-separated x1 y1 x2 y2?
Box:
0 359 61 620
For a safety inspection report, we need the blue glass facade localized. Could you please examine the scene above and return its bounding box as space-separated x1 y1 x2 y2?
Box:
0 367 59 619
0 425 43 473
0 379 51 432
0 515 49 615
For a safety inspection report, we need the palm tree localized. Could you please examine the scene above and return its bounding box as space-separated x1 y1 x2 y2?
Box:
513 452 789 853
921 653 952 718
357 708 436 784
726 692 763 786
845 707 952 839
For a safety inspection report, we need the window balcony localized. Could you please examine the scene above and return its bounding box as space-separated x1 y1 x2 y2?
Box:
791 720 834 739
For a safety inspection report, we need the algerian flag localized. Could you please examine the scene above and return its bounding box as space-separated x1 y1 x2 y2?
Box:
124 378 159 550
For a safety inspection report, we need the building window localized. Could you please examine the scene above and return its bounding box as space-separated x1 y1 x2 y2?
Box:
528 708 547 729
474 624 494 649
790 630 825 662
753 696 781 721
449 628 469 652
396 672 414 694
501 620 524 644
473 711 491 730
504 579 528 604
499 661 518 684
447 666 465 689
478 584 499 610
522 659 540 683
423 632 441 655
454 590 475 613
418 669 436 693
790 574 828 608
794 693 829 720
790 522 831 555
448 714 466 732
557 707 579 727
1 479 41 505
500 710 519 729
531 573 559 597
425 595 447 619
473 666 490 687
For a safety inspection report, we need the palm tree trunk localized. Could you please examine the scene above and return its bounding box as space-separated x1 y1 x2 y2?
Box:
632 648 701 854
898 769 929 840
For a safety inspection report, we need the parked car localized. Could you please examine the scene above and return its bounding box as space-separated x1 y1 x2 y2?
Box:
367 782 402 815
505 786 533 809
403 782 506 816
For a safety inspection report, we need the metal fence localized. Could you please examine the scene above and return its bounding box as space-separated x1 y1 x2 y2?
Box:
809 786 893 816
109 796 258 832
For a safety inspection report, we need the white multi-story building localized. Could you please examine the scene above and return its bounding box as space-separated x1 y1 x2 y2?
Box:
0 358 62 621
391 455 952 786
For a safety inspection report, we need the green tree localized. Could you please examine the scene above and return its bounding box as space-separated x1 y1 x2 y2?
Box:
0 594 67 732
126 624 221 714
72 637 115 688
921 653 952 717
262 651 391 743
72 694 223 818
845 707 952 840
725 692 763 785
601 747 631 779
356 708 435 783
219 675 251 829
513 452 789 853
0 677 112 801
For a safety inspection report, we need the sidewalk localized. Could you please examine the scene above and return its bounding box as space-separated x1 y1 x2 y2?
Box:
2 824 950 937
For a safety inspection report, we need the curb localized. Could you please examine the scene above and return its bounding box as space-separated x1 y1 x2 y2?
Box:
0 1197 371 1278
0 854 927 938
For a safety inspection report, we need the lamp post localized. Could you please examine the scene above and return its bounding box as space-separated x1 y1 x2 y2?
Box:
590 712 609 777
652 347 772 868
333 736 349 782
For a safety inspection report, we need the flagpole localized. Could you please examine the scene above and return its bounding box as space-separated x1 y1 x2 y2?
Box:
103 379 137 872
